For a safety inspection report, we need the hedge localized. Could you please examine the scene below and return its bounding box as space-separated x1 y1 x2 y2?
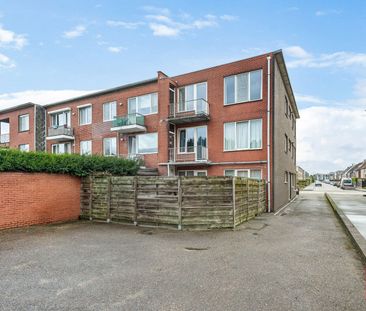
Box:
0 149 140 177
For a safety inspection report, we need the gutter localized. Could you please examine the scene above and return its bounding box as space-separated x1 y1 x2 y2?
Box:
267 56 271 213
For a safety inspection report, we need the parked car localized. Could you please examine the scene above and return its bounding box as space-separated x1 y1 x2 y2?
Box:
315 181 322 187
340 178 354 190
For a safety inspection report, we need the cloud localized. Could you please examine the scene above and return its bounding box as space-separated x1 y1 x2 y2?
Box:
284 46 366 69
315 9 341 16
0 52 15 69
149 23 180 37
0 89 98 111
0 25 27 49
106 20 145 29
63 25 86 39
297 106 366 173
295 94 326 105
219 15 238 21
107 46 125 53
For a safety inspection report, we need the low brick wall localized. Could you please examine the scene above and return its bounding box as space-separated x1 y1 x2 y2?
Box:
0 172 81 230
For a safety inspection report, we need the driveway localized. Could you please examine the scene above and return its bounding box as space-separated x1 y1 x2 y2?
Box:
1 192 365 310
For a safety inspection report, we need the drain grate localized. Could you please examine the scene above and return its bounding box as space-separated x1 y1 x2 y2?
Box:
185 247 210 251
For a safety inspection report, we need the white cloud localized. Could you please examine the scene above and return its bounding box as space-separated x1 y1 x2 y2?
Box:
0 52 15 69
284 46 366 69
107 46 125 53
353 79 366 98
315 9 341 16
0 90 98 111
63 25 86 39
297 106 366 173
149 23 180 37
295 94 326 105
106 20 145 29
0 25 27 49
219 14 238 21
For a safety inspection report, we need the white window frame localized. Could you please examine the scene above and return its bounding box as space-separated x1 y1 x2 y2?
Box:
224 169 262 179
78 105 92 126
284 171 289 183
19 144 30 152
103 101 117 122
224 119 262 151
136 132 158 154
80 140 92 156
51 143 72 154
127 93 158 116
18 114 29 132
178 170 207 177
50 110 71 128
177 125 207 154
103 137 117 157
177 82 207 112
224 69 263 105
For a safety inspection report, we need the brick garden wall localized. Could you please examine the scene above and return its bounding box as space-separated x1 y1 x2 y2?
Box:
0 172 81 230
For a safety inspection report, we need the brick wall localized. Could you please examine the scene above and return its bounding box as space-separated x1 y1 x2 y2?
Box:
0 172 81 230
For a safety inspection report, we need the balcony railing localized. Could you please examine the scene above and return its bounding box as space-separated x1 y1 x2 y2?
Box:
47 126 74 140
168 145 209 164
111 113 146 133
0 133 10 144
168 99 210 124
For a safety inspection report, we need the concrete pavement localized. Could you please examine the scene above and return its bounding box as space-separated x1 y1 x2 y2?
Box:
1 192 366 310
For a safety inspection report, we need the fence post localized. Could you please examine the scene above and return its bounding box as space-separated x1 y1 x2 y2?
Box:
232 177 236 229
178 177 182 230
133 176 138 226
106 176 111 223
89 175 93 221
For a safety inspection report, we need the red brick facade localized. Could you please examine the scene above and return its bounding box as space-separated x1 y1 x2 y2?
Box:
0 173 81 230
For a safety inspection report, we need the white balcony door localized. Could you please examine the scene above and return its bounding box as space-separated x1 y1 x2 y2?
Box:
178 82 207 113
178 126 207 160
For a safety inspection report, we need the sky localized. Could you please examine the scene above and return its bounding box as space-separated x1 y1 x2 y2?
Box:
0 0 365 174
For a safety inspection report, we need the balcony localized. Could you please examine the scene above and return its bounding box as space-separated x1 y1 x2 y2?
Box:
46 126 74 142
111 113 146 133
168 145 210 166
168 99 210 124
0 133 10 148
118 153 145 164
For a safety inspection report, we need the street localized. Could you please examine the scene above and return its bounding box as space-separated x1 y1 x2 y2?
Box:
303 182 366 239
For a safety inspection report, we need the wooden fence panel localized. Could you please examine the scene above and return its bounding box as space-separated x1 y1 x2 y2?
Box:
110 176 135 223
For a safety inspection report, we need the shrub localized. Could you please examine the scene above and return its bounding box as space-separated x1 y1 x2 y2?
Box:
0 149 140 177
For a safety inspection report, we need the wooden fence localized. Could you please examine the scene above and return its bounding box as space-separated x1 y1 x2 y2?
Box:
81 175 266 230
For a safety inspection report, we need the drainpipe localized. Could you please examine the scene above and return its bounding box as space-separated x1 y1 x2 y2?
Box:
266 56 271 213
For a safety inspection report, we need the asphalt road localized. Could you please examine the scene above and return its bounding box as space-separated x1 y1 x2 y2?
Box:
1 192 366 310
303 182 366 239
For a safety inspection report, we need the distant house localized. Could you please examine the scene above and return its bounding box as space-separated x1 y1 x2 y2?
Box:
296 166 309 180
355 160 366 179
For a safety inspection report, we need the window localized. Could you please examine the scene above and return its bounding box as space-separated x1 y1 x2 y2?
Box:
284 134 288 153
51 110 71 127
224 169 262 179
19 144 29 152
178 170 207 177
224 70 262 105
178 82 207 112
224 119 262 151
79 106 92 125
128 93 158 115
52 143 71 154
103 137 117 156
129 133 158 154
178 126 207 153
18 114 29 132
285 96 289 117
284 171 288 183
103 101 117 122
80 140 92 155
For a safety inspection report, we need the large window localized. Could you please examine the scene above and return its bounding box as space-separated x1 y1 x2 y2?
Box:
178 170 207 177
224 119 262 151
128 93 158 115
80 140 92 155
52 143 72 154
224 70 262 105
224 169 262 179
18 114 29 132
51 110 71 127
103 137 117 156
178 82 207 112
128 132 158 154
178 126 207 153
19 144 29 152
103 101 117 122
79 105 92 125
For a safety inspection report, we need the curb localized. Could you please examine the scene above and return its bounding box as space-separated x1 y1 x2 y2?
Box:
325 193 366 265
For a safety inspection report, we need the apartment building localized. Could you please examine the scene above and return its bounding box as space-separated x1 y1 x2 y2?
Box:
0 50 299 211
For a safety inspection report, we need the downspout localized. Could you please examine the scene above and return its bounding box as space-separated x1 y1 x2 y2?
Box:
266 56 271 213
